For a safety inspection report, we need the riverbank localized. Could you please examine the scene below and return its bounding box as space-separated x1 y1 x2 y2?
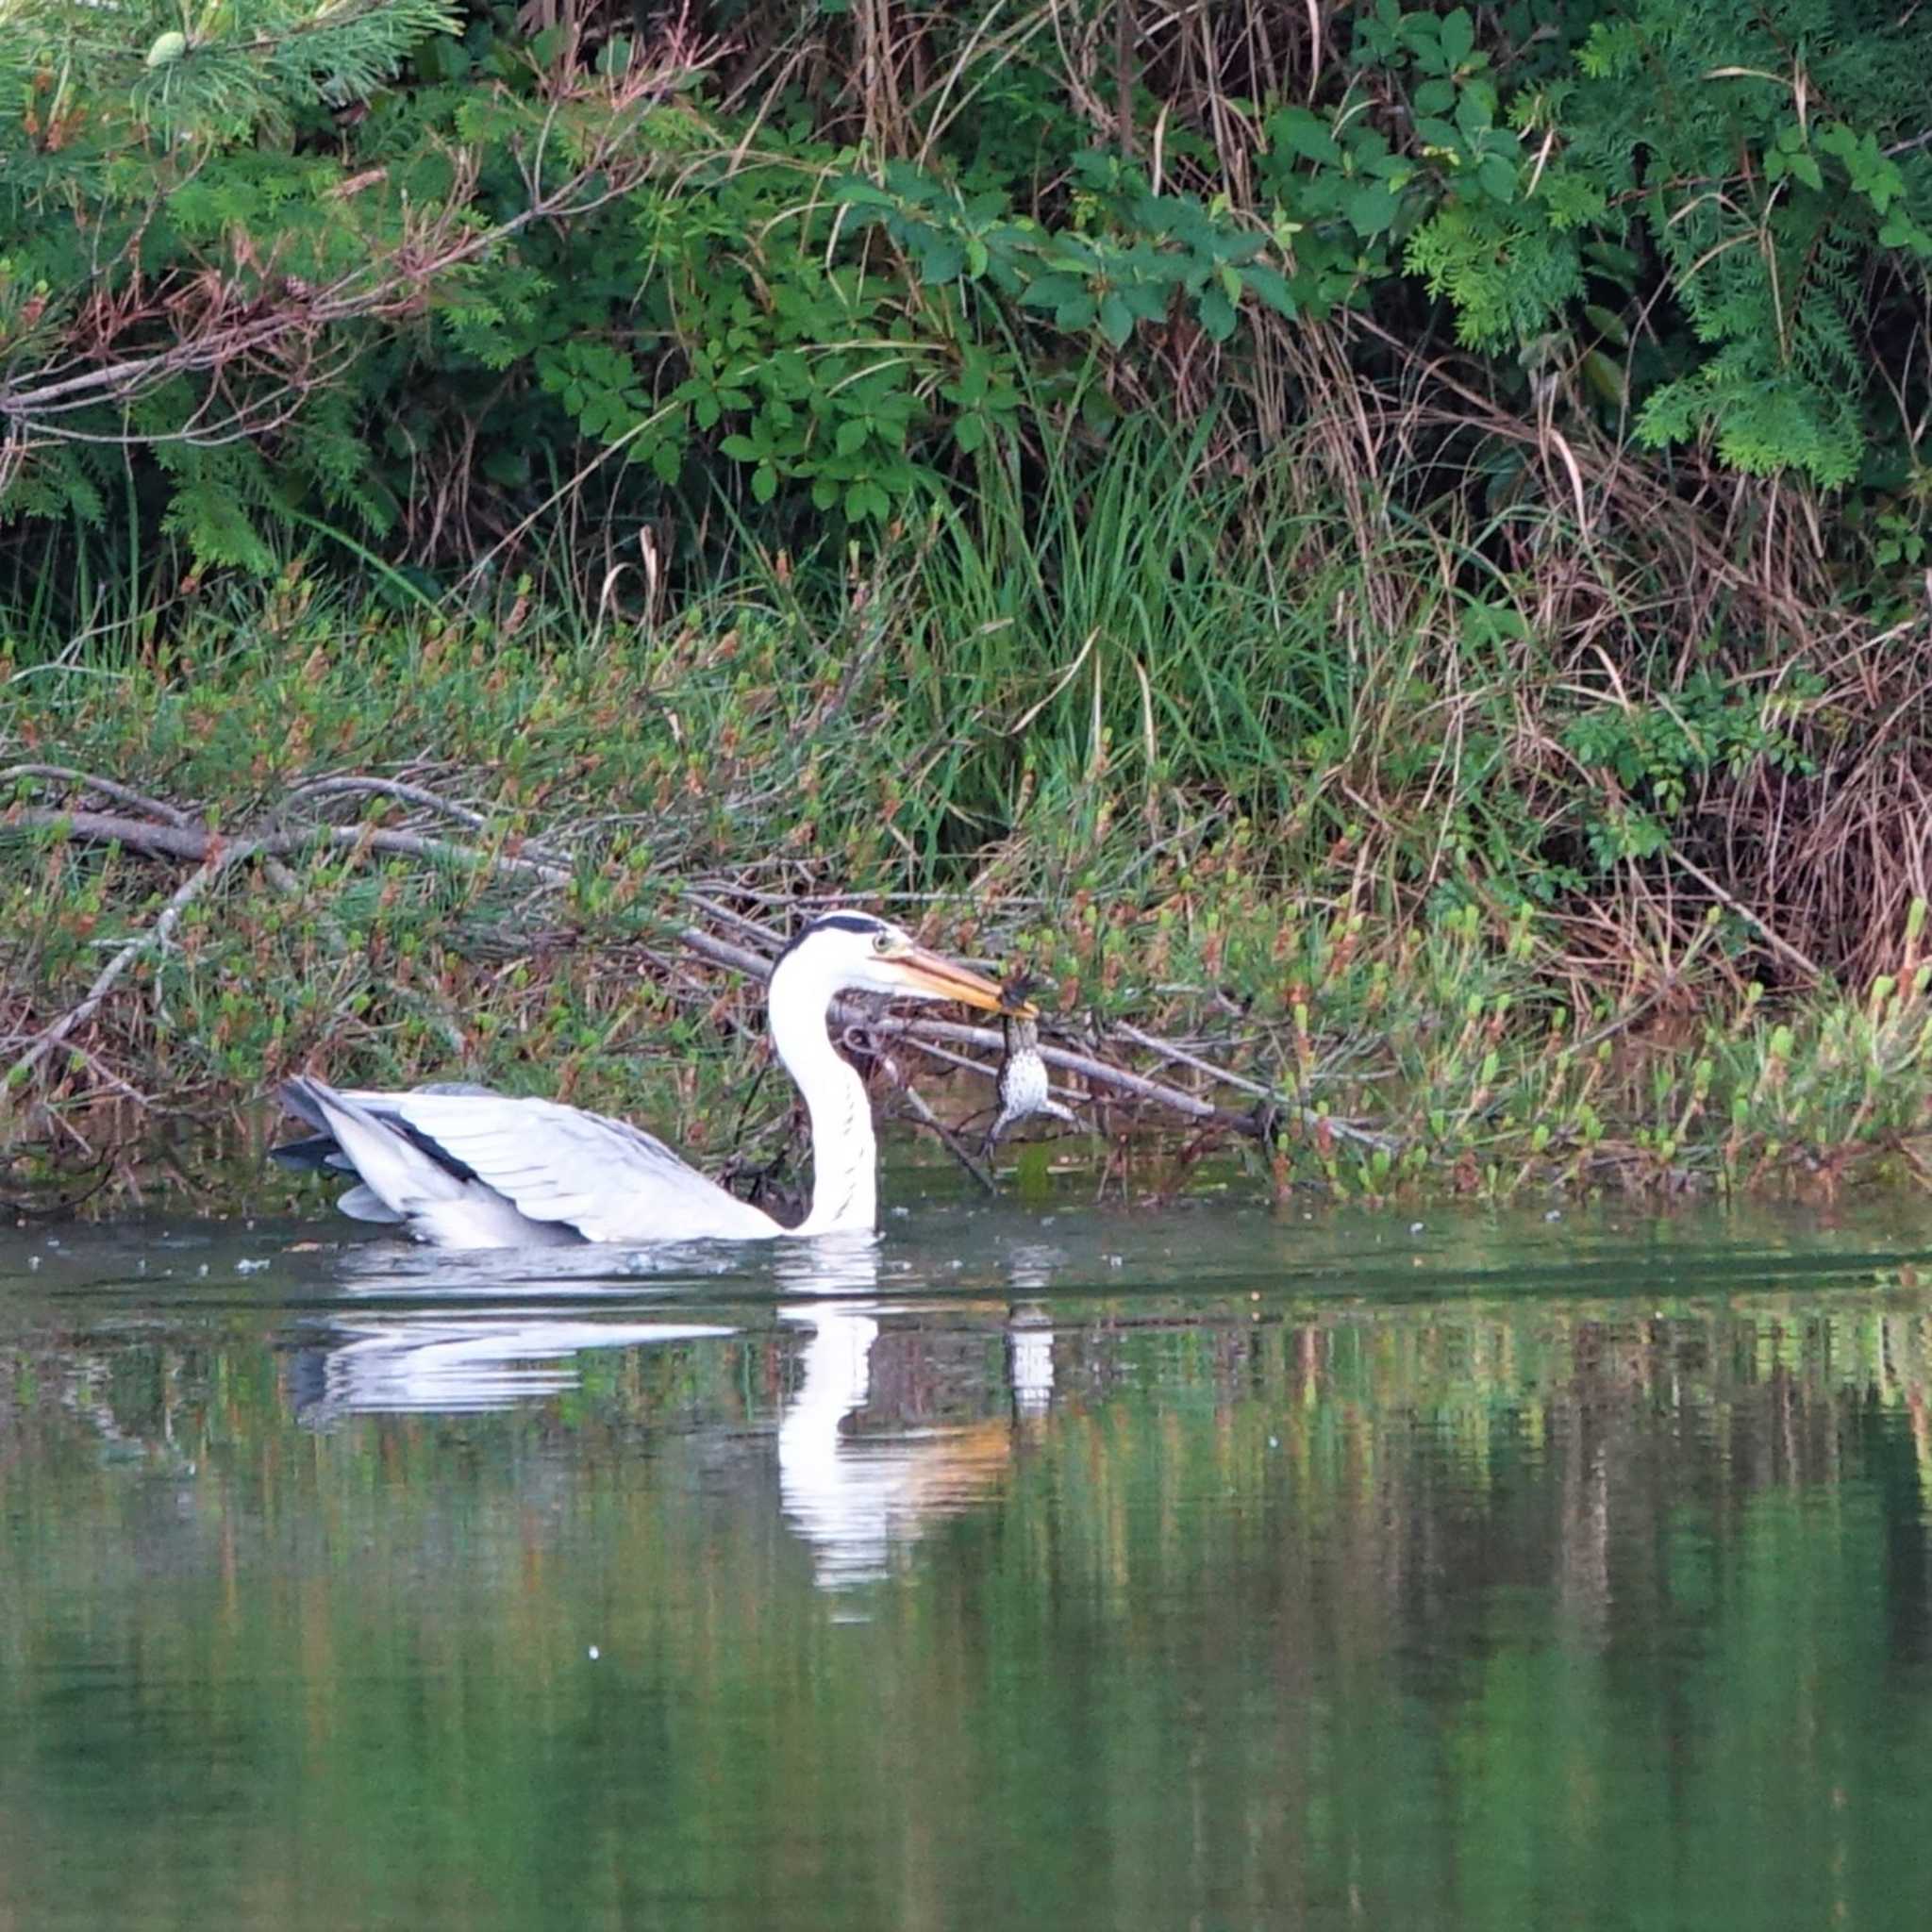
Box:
7 572 1931 1220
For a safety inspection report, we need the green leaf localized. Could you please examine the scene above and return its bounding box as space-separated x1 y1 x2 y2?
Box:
1097 291 1134 348
1581 350 1626 406
1880 213 1932 254
1476 153 1516 203
1405 13 1448 75
1020 272 1089 310
1454 85 1494 141
834 178 897 208
751 463 778 504
1269 107 1341 167
916 236 965 281
1055 293 1098 331
1197 286 1238 341
1344 182 1400 238
1241 263 1296 316
1440 8 1474 69
1583 303 1629 347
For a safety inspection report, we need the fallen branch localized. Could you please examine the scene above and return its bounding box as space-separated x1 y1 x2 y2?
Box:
284 774 571 864
1 765 194 827
1671 849 1826 985
891 1018 1389 1152
6 778 1392 1154
6 808 571 884
881 1069 997 1194
5 836 260 1098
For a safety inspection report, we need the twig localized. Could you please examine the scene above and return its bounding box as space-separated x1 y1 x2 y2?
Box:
882 1070 997 1194
1671 849 1826 983
1112 1019 1284 1103
4 836 260 1099
6 808 573 885
5 808 209 860
283 774 572 863
677 891 790 950
899 1018 1391 1150
665 918 773 981
1 765 194 827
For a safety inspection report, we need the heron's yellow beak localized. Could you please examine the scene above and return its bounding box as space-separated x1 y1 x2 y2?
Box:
891 947 1039 1018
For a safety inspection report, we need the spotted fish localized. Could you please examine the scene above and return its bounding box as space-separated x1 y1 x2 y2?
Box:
983 975 1076 1156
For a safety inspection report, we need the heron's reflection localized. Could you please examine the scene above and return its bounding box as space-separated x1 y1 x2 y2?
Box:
773 1237 1059 1590
289 1240 742 1421
290 1231 1060 1591
300 1313 732 1416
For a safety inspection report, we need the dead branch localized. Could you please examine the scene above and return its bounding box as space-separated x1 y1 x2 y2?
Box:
6 774 1392 1153
6 808 572 885
0 40 717 454
1669 849 1827 985
0 766 194 827
284 774 572 863
5 836 262 1098
879 1064 998 1194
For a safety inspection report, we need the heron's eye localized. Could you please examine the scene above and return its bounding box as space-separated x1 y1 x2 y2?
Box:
872 932 893 955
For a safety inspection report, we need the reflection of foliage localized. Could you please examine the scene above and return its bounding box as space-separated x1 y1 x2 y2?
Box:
4 1275 1932 1924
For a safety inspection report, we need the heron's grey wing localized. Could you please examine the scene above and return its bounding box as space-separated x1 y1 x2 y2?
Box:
342 1091 780 1242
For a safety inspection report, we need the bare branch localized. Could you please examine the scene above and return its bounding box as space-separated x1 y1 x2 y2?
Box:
4 836 261 1099
1 765 194 827
6 780 1391 1152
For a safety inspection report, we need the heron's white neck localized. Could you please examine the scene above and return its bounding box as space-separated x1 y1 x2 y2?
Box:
768 956 878 1236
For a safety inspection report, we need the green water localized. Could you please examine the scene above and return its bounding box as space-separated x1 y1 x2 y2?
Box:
6 1197 1932 1929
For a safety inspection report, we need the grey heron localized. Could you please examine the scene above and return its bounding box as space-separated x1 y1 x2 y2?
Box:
274 911 1029 1248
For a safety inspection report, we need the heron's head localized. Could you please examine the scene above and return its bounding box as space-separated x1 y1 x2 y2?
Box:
775 912 1037 1016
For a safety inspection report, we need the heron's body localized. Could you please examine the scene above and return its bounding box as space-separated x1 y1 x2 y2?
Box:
275 913 1022 1249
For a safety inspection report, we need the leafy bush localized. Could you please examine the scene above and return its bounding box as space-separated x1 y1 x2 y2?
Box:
7 1 1930 588
7 0 1932 993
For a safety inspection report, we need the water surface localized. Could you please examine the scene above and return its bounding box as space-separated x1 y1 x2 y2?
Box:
6 1194 1932 1929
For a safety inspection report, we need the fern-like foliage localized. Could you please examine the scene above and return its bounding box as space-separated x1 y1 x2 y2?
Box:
0 1 458 565
1369 0 1932 488
1566 0 1932 485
